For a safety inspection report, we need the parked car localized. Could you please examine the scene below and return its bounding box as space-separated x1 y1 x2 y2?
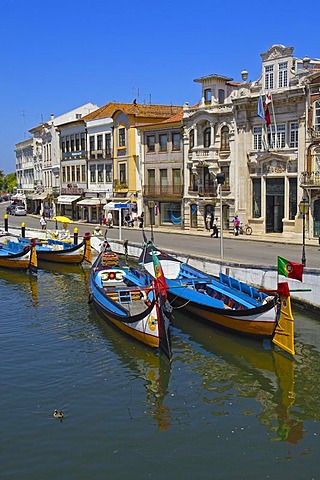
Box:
12 205 27 216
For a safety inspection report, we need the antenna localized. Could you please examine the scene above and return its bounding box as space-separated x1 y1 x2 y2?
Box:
19 110 27 139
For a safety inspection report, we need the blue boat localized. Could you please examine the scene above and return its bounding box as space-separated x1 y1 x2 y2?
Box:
0 235 37 271
89 243 171 358
139 244 295 356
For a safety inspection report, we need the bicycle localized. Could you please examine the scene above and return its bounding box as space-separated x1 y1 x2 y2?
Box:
239 223 252 235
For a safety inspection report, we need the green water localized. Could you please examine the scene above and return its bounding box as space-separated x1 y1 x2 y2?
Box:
1 266 320 480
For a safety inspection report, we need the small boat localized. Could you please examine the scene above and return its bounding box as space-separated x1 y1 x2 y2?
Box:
16 233 92 265
89 243 171 358
139 244 295 356
0 236 37 271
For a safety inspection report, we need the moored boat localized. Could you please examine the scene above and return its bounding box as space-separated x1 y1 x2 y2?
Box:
16 233 92 265
139 244 295 356
89 243 171 358
0 236 37 271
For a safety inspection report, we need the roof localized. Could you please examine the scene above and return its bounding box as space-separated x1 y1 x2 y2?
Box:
82 102 182 121
134 109 184 130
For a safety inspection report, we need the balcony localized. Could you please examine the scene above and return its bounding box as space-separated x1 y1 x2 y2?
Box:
89 149 112 160
113 180 128 193
143 185 183 198
300 171 320 188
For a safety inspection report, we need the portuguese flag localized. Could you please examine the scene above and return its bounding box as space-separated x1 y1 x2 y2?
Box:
151 250 169 297
277 256 303 282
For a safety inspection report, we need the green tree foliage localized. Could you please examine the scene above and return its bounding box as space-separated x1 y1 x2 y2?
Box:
0 171 17 193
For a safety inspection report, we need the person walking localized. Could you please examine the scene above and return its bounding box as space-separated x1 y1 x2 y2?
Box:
40 215 47 230
233 215 240 236
107 211 113 228
210 218 218 238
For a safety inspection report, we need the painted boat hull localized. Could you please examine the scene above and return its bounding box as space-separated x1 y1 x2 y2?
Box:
89 252 171 356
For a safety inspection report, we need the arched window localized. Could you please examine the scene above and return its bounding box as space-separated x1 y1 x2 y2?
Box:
189 129 194 150
220 126 230 151
204 127 211 148
204 89 212 104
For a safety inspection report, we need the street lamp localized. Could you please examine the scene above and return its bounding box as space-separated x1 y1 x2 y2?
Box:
216 172 225 260
148 200 155 244
299 195 309 266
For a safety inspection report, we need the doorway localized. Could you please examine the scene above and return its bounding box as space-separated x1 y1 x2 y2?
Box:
266 178 284 233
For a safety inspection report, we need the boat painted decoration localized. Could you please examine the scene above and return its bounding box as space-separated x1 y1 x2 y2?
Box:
139 245 295 356
89 245 171 357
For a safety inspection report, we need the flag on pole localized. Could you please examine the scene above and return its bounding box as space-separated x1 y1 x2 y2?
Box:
257 96 265 121
265 92 272 105
277 256 304 282
151 250 169 297
264 92 272 126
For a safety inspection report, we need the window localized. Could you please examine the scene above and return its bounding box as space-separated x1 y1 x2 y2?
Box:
105 133 111 155
218 89 225 104
278 62 288 88
97 135 103 150
62 166 66 182
204 127 211 148
189 129 194 150
89 136 95 152
97 164 103 182
172 132 181 151
160 169 168 194
119 163 126 184
220 166 230 190
269 124 286 148
118 127 126 147
105 164 112 182
80 133 86 150
253 126 262 150
204 89 212 104
81 165 86 182
75 133 80 150
148 169 155 186
265 65 274 90
172 168 181 194
70 135 75 151
252 178 261 218
220 126 230 151
289 178 297 220
61 138 66 153
66 136 70 151
290 123 298 148
315 101 320 132
76 165 80 182
71 165 75 182
90 165 96 183
159 134 167 152
147 135 155 152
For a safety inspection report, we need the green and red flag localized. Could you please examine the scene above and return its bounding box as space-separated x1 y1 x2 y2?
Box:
151 250 169 298
277 256 303 282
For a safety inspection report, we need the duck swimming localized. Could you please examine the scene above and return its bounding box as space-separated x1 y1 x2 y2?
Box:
53 409 64 419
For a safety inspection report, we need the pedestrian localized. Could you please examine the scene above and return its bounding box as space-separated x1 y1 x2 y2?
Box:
99 212 103 225
205 213 212 231
107 211 113 228
40 215 47 230
138 212 144 229
211 218 218 238
233 215 240 236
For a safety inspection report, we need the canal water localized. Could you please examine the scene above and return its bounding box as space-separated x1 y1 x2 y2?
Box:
1 265 320 480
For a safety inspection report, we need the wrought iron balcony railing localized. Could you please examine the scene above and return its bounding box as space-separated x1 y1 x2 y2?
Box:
143 185 183 198
300 171 320 187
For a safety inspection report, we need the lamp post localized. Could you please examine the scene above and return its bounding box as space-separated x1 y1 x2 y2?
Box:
299 195 309 266
216 173 225 260
148 200 155 244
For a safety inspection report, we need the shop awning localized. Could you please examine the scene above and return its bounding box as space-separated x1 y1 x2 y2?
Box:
57 195 82 205
77 198 107 207
27 192 48 200
104 201 132 210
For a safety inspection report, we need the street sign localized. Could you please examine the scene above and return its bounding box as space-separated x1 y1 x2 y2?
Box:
114 203 134 209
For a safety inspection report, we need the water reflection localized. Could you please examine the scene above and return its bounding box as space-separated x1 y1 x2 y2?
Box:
171 310 304 444
90 311 172 430
0 269 39 307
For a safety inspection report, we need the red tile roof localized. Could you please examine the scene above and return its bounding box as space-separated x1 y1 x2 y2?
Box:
82 102 182 121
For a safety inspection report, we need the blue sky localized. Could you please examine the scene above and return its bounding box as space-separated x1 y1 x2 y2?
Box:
1 0 319 174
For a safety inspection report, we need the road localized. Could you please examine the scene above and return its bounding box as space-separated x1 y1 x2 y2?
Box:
2 202 320 270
